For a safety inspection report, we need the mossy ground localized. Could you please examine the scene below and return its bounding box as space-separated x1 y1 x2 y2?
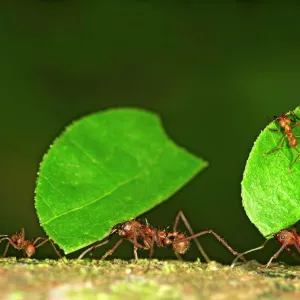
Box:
1 258 300 300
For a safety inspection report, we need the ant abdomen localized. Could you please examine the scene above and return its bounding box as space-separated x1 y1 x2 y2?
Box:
173 234 189 254
24 243 36 257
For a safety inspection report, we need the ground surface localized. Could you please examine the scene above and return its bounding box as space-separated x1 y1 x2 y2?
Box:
1 258 300 300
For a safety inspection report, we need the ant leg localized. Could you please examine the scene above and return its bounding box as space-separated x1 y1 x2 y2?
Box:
262 136 286 158
101 239 124 260
3 242 10 258
284 247 300 263
290 148 300 169
290 111 300 122
133 246 139 261
132 227 139 262
147 230 158 260
0 237 18 257
291 122 300 128
33 238 62 258
175 229 247 262
267 128 282 133
173 211 210 262
263 242 289 268
231 240 269 268
131 225 152 261
131 225 154 261
78 239 110 259
21 228 25 248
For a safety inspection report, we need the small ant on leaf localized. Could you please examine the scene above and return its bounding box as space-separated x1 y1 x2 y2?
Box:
263 111 300 168
79 211 247 263
231 227 300 269
0 228 62 258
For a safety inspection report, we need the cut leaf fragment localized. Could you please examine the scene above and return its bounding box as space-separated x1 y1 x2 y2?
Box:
242 106 300 238
35 108 207 254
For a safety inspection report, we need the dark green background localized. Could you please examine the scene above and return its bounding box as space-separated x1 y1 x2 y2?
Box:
1 1 300 264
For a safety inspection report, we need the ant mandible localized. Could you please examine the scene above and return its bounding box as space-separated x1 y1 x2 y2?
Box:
0 228 62 258
263 111 300 168
79 211 247 263
231 227 300 269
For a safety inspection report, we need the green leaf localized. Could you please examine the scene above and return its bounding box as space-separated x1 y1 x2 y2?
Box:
242 106 300 238
35 108 207 254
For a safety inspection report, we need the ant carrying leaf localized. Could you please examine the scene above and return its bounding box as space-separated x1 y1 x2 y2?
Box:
231 227 300 269
264 111 300 168
79 211 247 264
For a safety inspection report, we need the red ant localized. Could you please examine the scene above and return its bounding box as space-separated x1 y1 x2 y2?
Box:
0 228 62 258
231 227 300 269
263 111 300 168
79 211 247 263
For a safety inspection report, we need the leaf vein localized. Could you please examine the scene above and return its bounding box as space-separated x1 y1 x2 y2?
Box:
41 142 168 226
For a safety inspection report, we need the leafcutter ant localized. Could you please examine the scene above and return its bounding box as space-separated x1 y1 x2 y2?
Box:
231 227 300 268
263 111 300 168
79 211 246 263
0 228 62 258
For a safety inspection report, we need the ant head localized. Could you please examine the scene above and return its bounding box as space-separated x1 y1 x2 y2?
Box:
275 229 295 245
24 243 35 257
112 222 132 237
112 223 123 231
10 234 19 243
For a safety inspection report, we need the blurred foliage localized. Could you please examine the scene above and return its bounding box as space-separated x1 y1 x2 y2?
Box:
1 1 300 263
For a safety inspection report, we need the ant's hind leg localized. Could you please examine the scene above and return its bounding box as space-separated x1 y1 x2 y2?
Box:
176 229 247 263
173 211 210 263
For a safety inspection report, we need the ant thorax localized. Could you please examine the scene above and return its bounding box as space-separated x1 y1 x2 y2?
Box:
10 234 23 249
278 115 291 127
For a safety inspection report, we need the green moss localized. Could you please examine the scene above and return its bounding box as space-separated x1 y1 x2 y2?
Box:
1 259 300 299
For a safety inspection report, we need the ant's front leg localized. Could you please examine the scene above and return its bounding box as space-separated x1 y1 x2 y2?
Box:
267 128 282 133
101 239 124 260
231 240 269 268
289 111 300 123
131 225 152 262
78 239 111 259
261 242 288 269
